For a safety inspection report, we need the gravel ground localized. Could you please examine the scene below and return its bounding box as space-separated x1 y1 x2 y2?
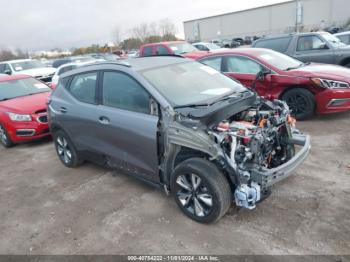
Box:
0 112 349 255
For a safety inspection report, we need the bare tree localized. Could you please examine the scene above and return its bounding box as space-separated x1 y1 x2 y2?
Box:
0 50 16 62
131 23 150 42
114 26 122 45
149 22 159 36
158 19 177 36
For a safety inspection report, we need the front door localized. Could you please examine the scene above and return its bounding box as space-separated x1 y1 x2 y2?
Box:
97 71 159 183
222 55 272 97
294 35 335 64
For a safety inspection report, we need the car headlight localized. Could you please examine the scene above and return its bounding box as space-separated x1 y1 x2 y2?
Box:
7 112 32 122
311 78 350 89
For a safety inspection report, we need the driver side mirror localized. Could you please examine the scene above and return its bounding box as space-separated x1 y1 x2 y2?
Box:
4 70 12 75
318 43 329 50
256 68 271 81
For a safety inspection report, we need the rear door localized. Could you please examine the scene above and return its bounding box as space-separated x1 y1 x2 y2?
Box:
293 35 335 64
97 70 159 182
52 71 103 153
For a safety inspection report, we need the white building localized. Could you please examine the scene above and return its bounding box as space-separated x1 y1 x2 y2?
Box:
184 0 350 42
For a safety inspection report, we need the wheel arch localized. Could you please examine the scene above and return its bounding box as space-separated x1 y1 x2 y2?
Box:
279 84 316 100
340 57 350 67
163 144 235 191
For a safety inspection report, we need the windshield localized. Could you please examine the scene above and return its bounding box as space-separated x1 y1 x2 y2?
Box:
10 60 45 72
0 78 51 101
103 54 119 61
141 61 246 107
257 49 303 71
168 43 198 55
322 32 346 47
206 43 221 50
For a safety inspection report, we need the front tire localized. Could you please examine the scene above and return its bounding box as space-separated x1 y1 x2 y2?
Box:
53 130 82 168
0 124 14 148
282 88 315 120
171 158 232 223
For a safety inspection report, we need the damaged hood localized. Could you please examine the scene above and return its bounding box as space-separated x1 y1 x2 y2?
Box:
175 91 256 127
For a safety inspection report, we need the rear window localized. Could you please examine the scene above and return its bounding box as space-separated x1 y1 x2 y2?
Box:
254 37 292 53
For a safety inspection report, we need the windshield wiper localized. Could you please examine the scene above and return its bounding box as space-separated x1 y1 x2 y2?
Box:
174 103 210 109
285 62 310 71
174 91 243 109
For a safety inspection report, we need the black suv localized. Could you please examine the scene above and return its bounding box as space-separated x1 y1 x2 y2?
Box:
48 57 310 223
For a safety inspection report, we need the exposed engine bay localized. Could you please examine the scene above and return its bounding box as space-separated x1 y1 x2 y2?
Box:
210 99 299 209
167 93 310 212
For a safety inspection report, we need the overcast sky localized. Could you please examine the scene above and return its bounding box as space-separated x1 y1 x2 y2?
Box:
0 0 289 51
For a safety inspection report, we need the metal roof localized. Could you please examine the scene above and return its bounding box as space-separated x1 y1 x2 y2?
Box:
183 0 293 23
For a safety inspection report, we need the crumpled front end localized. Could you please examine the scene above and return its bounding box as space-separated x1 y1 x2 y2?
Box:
209 99 311 209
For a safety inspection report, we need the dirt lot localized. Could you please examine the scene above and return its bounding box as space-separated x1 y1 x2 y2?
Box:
0 112 349 255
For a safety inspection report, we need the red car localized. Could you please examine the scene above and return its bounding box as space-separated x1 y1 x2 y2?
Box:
139 41 208 59
0 74 51 147
196 48 350 119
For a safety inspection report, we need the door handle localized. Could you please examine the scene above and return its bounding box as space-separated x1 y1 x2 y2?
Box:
60 107 67 113
98 116 110 125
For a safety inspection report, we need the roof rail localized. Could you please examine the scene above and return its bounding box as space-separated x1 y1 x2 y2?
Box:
138 54 186 58
86 61 132 67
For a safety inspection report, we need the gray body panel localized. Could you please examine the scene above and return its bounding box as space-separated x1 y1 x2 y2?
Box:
253 32 350 66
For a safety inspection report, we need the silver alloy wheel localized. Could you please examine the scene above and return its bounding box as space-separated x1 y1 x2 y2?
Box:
176 173 213 217
0 125 8 144
56 136 72 164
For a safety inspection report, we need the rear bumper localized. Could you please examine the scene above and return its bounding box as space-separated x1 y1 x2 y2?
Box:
251 134 311 189
316 89 350 114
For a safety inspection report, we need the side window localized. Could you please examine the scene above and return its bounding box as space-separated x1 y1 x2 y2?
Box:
4 64 12 72
58 65 74 76
196 45 209 51
338 35 350 45
68 72 97 104
254 37 292 53
297 36 327 51
102 72 150 114
1 64 12 74
200 57 222 71
143 47 153 57
155 45 169 55
57 77 70 90
226 56 263 74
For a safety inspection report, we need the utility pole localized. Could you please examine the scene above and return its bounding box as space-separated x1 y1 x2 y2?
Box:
295 0 303 33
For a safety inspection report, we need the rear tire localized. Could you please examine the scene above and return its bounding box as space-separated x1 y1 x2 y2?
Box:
0 124 14 148
282 88 315 120
171 158 232 223
53 130 83 168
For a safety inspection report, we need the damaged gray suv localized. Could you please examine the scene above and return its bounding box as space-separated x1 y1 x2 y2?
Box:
48 57 310 223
